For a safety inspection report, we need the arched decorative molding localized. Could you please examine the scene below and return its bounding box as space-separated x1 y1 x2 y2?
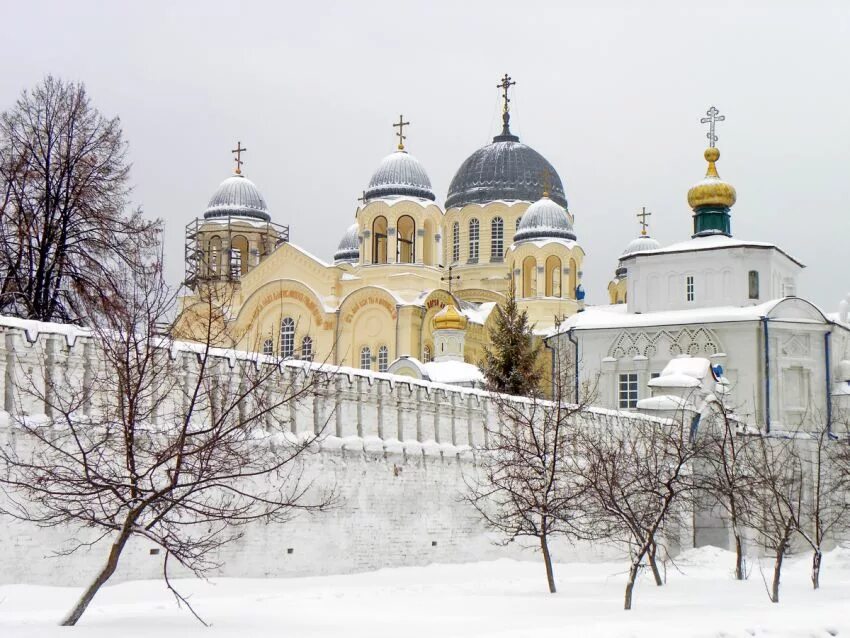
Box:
607 326 724 359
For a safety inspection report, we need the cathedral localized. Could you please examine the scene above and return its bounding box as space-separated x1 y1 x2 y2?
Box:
178 75 584 383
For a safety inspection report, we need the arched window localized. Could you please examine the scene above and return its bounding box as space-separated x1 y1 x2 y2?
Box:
468 218 480 263
300 336 313 361
490 217 504 262
372 216 388 264
280 317 295 358
397 215 415 263
360 346 372 370
231 235 249 277
568 258 577 299
377 345 389 372
522 256 537 298
452 222 460 263
208 236 222 276
423 344 432 363
262 338 274 356
545 255 562 297
748 270 760 300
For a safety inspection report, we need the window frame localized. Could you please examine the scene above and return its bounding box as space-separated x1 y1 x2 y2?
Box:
359 346 372 370
451 222 460 263
377 345 389 373
490 217 504 262
280 317 295 359
301 335 313 361
618 372 639 409
686 275 695 302
468 218 479 263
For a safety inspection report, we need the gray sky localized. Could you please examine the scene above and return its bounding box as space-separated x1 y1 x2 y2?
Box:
3 0 848 310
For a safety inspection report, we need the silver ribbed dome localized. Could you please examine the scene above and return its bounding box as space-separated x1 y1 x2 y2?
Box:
621 234 661 256
364 151 436 201
513 196 575 243
204 174 270 221
334 223 360 264
446 137 567 209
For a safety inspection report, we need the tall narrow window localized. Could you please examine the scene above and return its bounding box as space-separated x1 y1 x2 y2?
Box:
300 336 313 361
490 217 504 262
280 317 295 358
468 218 479 263
545 255 562 297
377 345 389 372
423 344 432 363
452 222 460 263
360 346 372 370
686 275 695 302
262 338 274 356
748 270 760 300
618 373 638 409
372 216 388 264
208 236 222 275
231 235 249 277
522 256 536 298
397 215 415 263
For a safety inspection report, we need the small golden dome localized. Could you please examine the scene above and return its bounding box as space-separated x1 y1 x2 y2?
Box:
432 304 468 331
687 147 737 209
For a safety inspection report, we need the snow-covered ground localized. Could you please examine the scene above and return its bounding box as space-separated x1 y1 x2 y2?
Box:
1 547 847 637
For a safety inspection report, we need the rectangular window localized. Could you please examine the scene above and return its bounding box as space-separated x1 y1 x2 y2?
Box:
650 372 661 379
748 271 760 300
452 222 459 263
618 373 638 409
686 275 695 302
468 219 479 263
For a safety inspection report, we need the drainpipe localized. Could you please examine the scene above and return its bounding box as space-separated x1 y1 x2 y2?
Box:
761 316 771 433
825 330 833 436
567 327 580 404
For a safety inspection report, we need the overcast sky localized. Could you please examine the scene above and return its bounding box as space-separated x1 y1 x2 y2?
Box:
3 1 848 310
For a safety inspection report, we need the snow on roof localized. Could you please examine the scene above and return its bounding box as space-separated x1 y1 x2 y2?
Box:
648 373 702 389
549 297 829 335
508 238 577 251
0 315 91 346
460 301 498 325
620 234 805 267
286 242 332 268
660 357 711 380
423 360 484 385
637 395 697 411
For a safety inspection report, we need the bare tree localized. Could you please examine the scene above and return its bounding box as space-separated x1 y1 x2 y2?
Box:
575 415 702 610
696 399 758 580
0 75 159 323
744 434 804 604
465 348 595 593
796 424 850 589
0 250 335 625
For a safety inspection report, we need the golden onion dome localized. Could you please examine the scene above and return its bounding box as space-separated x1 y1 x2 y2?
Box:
432 304 468 331
687 147 737 209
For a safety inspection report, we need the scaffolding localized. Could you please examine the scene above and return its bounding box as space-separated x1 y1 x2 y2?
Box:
184 216 290 290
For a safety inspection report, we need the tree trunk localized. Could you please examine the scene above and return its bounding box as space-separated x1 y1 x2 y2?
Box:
540 532 556 594
624 560 641 610
734 532 745 581
811 549 822 590
60 526 132 625
770 540 786 604
647 541 663 586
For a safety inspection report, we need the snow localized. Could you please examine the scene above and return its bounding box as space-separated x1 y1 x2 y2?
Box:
422 359 484 384
620 233 805 267
647 372 701 388
637 395 696 411
1 549 848 637
660 356 711 380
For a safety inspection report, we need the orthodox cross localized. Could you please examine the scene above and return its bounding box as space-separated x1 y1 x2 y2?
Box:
637 207 652 235
441 265 461 295
393 114 410 151
700 106 725 148
231 141 247 174
497 73 516 113
357 190 368 204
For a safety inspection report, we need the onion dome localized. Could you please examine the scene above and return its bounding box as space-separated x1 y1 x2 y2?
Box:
334 223 360 265
513 195 575 243
363 151 436 201
687 147 736 237
445 133 567 209
432 304 468 331
621 233 660 256
203 174 270 221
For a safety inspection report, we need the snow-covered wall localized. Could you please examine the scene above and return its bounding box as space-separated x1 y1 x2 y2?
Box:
0 318 648 586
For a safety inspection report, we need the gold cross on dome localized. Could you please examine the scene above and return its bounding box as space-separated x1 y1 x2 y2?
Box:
441 265 461 295
700 106 725 148
637 207 652 235
393 115 410 151
497 73 516 114
231 141 247 174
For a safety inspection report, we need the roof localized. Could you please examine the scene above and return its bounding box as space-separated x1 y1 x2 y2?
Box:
204 174 270 222
619 234 805 268
364 151 435 201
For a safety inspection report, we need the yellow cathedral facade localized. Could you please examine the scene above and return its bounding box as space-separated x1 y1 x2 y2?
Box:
178 76 586 383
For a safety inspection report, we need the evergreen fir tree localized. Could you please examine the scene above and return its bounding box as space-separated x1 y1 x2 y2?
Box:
481 284 542 396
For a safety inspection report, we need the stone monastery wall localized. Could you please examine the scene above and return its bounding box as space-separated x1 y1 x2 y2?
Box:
0 318 657 586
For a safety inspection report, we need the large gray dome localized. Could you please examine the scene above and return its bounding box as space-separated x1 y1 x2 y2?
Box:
334 223 360 264
446 135 567 210
364 151 436 201
621 234 661 256
513 196 575 243
204 174 270 221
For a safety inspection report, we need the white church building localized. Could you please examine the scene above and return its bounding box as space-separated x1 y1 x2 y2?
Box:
548 128 850 435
